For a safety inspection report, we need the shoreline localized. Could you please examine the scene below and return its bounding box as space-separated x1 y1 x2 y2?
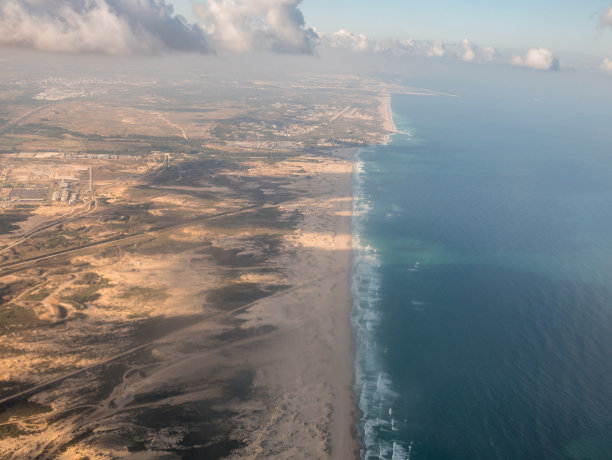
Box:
226 93 396 458
379 91 399 144
0 93 396 458
350 92 397 456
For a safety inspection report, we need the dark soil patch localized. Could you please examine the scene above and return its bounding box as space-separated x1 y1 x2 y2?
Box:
131 314 205 344
205 283 281 310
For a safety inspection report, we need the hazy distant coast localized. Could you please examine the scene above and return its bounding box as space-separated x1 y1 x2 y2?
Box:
379 92 399 144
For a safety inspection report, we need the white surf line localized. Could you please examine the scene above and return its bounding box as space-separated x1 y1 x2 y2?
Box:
156 114 188 140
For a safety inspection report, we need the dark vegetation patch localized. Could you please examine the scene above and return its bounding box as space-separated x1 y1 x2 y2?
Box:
91 363 128 401
0 209 32 235
196 246 263 267
126 134 203 154
0 303 40 334
205 283 289 310
124 235 207 256
119 286 169 303
32 229 90 250
56 428 94 455
131 386 184 405
0 423 26 439
78 272 111 286
214 325 277 343
62 287 100 307
131 314 205 344
124 185 165 201
0 380 31 400
131 184 218 202
153 107 218 113
0 401 52 424
22 287 52 301
55 273 111 309
133 401 244 459
208 207 299 232
222 369 256 401
98 201 200 233
151 159 238 187
0 279 35 304
12 123 76 138
252 233 285 255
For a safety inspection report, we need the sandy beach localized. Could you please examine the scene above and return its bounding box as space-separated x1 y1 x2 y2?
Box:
231 93 396 457
0 149 360 459
222 147 358 458
226 94 398 457
379 92 398 143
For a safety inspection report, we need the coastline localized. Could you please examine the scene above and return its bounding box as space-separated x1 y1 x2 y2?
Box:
351 92 397 457
228 93 396 458
0 92 396 458
379 91 399 144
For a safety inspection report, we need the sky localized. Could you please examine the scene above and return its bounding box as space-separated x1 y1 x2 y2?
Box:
299 0 611 56
168 0 612 57
0 0 611 73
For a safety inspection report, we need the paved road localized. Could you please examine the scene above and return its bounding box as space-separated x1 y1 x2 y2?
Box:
0 104 51 134
0 204 262 272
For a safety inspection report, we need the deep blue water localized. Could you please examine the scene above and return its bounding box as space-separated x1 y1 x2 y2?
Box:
352 70 612 459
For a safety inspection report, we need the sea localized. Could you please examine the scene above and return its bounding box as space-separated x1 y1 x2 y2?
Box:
351 66 612 460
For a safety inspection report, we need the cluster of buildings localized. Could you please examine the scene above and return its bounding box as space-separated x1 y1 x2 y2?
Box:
0 166 94 207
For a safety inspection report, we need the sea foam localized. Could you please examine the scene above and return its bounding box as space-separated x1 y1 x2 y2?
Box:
352 147 412 459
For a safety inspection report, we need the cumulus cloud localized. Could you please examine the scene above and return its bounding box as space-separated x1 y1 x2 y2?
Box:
511 48 559 70
459 40 498 63
480 45 497 62
325 29 370 53
602 58 612 75
321 31 507 65
194 0 318 54
461 38 475 62
427 41 446 58
322 29 448 58
0 0 210 55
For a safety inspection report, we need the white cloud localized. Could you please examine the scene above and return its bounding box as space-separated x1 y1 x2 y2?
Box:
0 0 210 55
511 48 559 70
461 38 475 62
455 40 498 63
319 30 512 65
321 30 448 58
481 45 497 62
326 29 371 53
0 0 318 56
427 41 446 58
194 0 318 54
602 58 612 75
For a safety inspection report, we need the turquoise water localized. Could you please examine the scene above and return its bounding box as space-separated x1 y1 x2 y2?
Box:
352 71 612 459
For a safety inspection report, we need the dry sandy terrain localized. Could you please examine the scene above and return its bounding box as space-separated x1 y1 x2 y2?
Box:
0 88 395 458
0 149 359 459
232 148 358 458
